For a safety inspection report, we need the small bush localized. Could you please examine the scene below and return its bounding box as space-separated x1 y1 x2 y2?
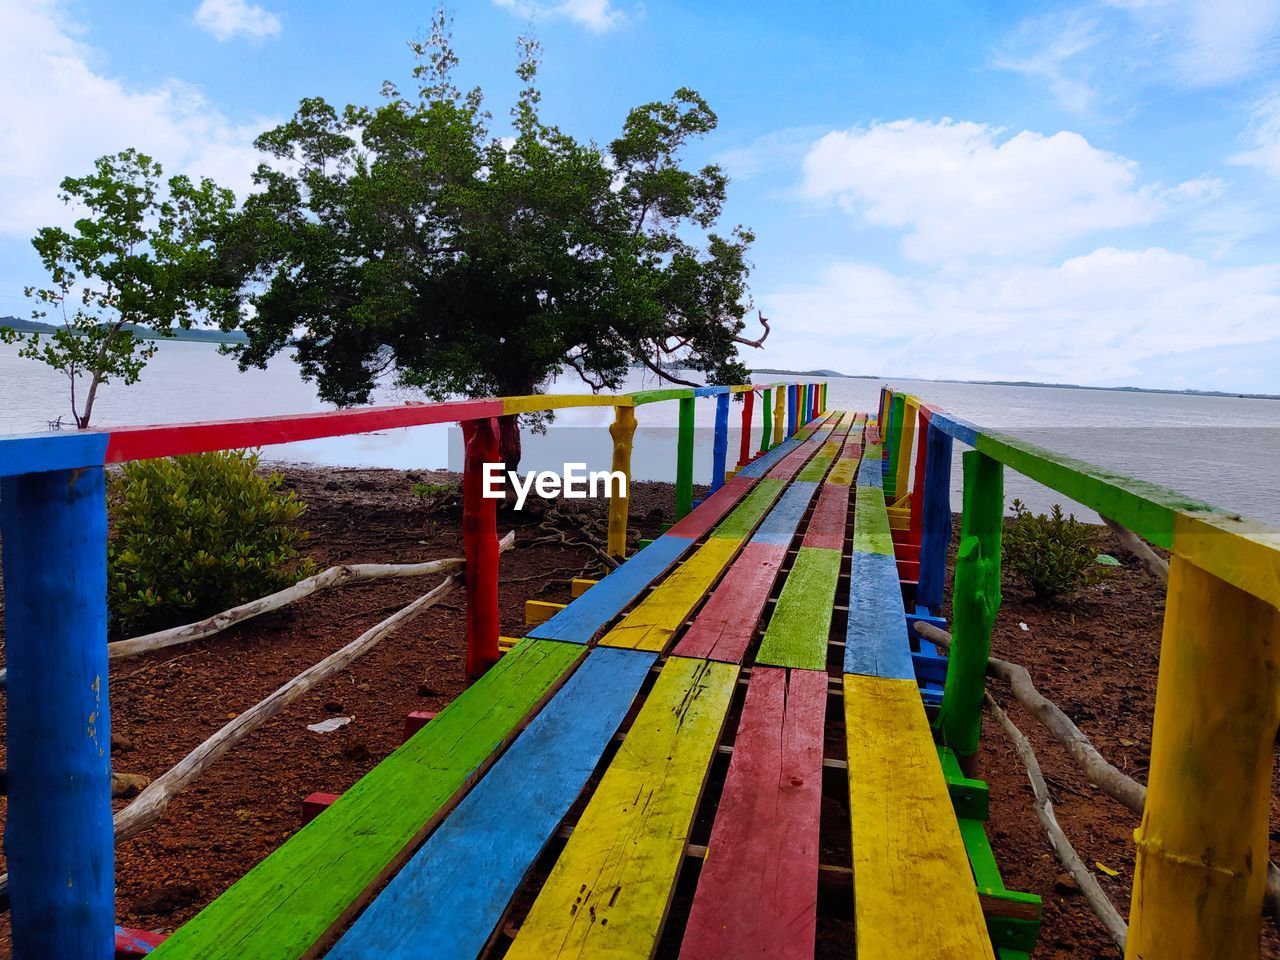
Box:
410 481 452 499
108 450 317 636
1003 498 1102 602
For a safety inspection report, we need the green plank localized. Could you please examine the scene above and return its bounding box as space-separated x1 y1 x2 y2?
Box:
151 638 586 960
958 817 1043 952
853 484 894 555
796 446 839 482
710 477 785 539
937 746 990 821
973 429 1218 549
631 388 695 405
755 546 842 670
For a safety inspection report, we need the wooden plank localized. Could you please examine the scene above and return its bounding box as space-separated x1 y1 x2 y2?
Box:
756 547 842 670
324 647 656 960
505 657 739 960
803 481 852 551
150 638 585 960
667 476 757 539
102 399 505 464
796 440 843 483
856 442 884 487
854 484 895 556
844 674 996 959
681 666 827 960
844 550 913 679
631 387 695 405
0 430 109 478
502 394 631 414
570 578 597 598
602 537 742 652
526 535 693 643
525 600 567 627
739 438 801 477
710 477 786 540
752 480 821 545
672 541 789 663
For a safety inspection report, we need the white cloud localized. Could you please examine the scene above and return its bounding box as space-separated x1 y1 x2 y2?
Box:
492 0 624 33
993 13 1103 114
801 119 1172 263
194 0 281 42
1122 0 1280 87
1230 95 1280 177
0 0 266 236
713 126 827 182
761 247 1280 389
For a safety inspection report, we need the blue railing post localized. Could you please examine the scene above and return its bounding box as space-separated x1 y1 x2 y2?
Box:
917 419 955 614
710 392 729 492
1 466 114 960
787 384 798 437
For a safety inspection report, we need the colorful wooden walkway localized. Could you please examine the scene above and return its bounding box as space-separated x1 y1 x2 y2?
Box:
147 406 1037 960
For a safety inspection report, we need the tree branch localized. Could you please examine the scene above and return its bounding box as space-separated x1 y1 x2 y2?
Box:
733 310 771 348
639 352 699 387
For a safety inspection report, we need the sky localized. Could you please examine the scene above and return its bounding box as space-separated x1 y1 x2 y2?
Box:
4 0 1280 393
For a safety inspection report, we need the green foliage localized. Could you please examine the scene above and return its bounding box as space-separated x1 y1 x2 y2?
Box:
218 10 759 418
108 450 316 636
410 481 452 499
1003 498 1103 602
2 148 238 428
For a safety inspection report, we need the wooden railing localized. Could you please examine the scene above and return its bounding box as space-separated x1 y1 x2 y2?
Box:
0 379 825 960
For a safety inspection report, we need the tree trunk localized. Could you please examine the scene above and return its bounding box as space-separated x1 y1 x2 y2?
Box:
498 413 522 473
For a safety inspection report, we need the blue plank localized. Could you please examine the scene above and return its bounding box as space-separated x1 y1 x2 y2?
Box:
929 411 981 448
738 438 801 478
844 550 913 679
0 431 109 478
917 421 955 613
751 481 820 545
326 646 656 960
693 385 730 397
857 452 884 488
526 535 693 643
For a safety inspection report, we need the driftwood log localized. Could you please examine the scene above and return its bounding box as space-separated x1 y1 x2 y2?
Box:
1099 515 1169 584
914 619 1280 925
985 691 1128 951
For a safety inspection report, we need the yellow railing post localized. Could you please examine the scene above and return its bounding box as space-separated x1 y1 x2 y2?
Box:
1126 554 1280 959
772 386 785 448
607 405 637 559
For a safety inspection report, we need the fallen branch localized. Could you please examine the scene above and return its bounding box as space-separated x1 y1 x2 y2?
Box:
914 620 1280 925
985 691 1128 952
916 622 1144 813
1099 516 1169 584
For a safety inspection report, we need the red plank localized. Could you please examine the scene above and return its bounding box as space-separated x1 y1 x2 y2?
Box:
680 667 827 960
103 399 504 463
667 475 757 539
801 482 851 551
672 541 787 663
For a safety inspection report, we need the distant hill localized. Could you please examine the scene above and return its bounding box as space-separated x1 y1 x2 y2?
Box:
1 316 248 345
751 367 849 377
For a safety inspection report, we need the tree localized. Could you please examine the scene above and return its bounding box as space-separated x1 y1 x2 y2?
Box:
218 13 766 464
1 149 238 429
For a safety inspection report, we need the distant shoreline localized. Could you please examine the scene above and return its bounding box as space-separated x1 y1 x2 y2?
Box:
750 368 1280 402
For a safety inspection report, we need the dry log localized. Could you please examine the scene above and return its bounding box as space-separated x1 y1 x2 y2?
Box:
985 691 1128 951
914 620 1280 925
1099 515 1169 584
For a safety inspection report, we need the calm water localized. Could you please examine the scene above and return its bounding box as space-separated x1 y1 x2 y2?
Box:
2 341 1278 524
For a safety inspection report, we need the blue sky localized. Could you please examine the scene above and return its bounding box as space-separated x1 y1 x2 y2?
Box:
5 0 1280 392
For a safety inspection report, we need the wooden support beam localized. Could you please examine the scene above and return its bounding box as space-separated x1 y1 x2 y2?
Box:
569 578 597 598
607 405 636 559
675 396 696 520
711 391 730 493
918 418 955 613
462 417 501 680
524 600 566 627
738 388 755 467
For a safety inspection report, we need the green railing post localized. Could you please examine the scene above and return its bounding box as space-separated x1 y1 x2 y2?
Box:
674 395 695 519
760 387 773 452
886 393 906 498
936 450 1003 761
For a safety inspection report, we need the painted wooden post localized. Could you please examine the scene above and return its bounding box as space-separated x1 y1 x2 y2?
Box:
674 395 695 520
607 405 637 559
1 466 114 960
936 450 1002 760
773 386 785 447
1126 557 1280 960
798 384 806 426
885 393 905 496
461 417 501 680
710 392 730 493
810 382 818 420
738 389 755 467
916 418 955 613
761 387 774 452
786 384 798 437
893 396 919 501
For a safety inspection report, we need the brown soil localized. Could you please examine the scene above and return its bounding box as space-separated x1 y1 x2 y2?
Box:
0 469 1275 958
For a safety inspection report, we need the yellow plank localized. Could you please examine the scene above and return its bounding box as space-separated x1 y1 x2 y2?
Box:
601 537 742 652
1172 510 1280 611
729 384 754 393
506 657 738 960
503 394 632 415
570 577 597 598
525 600 567 627
844 674 996 959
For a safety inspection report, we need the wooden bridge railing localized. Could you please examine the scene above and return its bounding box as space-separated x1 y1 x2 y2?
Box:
878 384 1280 960
0 378 823 960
